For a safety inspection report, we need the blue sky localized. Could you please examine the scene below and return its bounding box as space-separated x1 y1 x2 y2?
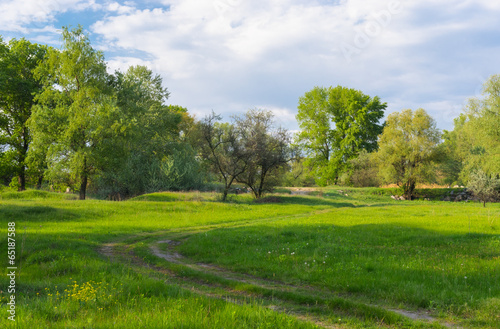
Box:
1 0 500 132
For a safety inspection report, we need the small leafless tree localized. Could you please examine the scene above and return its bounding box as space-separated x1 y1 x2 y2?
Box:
234 109 294 198
198 112 249 201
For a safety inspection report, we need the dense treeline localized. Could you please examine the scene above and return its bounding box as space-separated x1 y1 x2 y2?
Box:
0 26 499 203
0 26 293 200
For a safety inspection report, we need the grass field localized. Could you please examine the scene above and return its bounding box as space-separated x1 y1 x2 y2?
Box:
0 188 499 328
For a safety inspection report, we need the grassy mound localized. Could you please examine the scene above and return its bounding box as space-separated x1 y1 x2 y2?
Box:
0 189 78 200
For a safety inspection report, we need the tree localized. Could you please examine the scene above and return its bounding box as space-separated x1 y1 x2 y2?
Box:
198 112 248 201
0 37 47 190
342 149 380 187
234 109 293 198
93 66 201 199
296 86 386 185
450 75 500 183
436 128 463 186
376 109 441 200
282 157 316 187
467 170 500 207
28 25 115 200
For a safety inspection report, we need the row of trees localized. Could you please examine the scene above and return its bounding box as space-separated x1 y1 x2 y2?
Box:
0 26 294 200
295 79 499 203
1 26 498 203
1 27 202 199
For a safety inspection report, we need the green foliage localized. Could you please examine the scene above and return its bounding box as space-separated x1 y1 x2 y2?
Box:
467 170 500 207
282 158 316 187
0 149 15 185
296 86 386 185
198 109 292 200
234 109 294 198
376 109 441 199
450 75 500 183
8 176 20 190
341 149 380 187
28 25 114 200
436 129 463 185
92 65 200 199
197 112 247 201
20 27 199 199
95 143 204 200
0 38 47 190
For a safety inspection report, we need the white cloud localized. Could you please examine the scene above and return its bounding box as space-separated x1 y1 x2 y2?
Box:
105 56 154 73
2 0 500 131
263 106 298 128
105 1 135 14
0 0 99 32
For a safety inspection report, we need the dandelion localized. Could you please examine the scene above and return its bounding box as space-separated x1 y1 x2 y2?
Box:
464 276 467 279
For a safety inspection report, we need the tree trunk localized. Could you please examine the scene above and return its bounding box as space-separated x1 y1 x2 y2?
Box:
404 180 416 200
17 169 26 191
222 188 228 201
79 157 88 200
79 174 87 200
18 128 29 191
36 174 43 189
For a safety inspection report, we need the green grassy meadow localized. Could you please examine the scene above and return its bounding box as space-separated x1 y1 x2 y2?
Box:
0 188 499 328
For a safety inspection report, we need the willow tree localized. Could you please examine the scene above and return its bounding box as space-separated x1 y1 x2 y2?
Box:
29 26 115 200
376 109 441 200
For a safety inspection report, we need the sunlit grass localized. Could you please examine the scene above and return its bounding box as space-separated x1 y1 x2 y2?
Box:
180 200 500 321
0 188 498 328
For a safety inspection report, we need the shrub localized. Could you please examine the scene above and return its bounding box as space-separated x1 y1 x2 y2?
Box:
467 170 500 207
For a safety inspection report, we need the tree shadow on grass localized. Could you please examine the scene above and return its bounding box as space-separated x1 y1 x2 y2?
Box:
278 195 357 208
0 204 100 222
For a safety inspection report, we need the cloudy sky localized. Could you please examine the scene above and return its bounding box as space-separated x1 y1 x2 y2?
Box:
1 0 500 132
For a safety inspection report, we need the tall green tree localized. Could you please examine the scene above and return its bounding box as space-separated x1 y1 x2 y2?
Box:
296 86 386 185
376 109 441 199
28 25 115 200
94 66 201 199
451 75 500 182
0 37 47 190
